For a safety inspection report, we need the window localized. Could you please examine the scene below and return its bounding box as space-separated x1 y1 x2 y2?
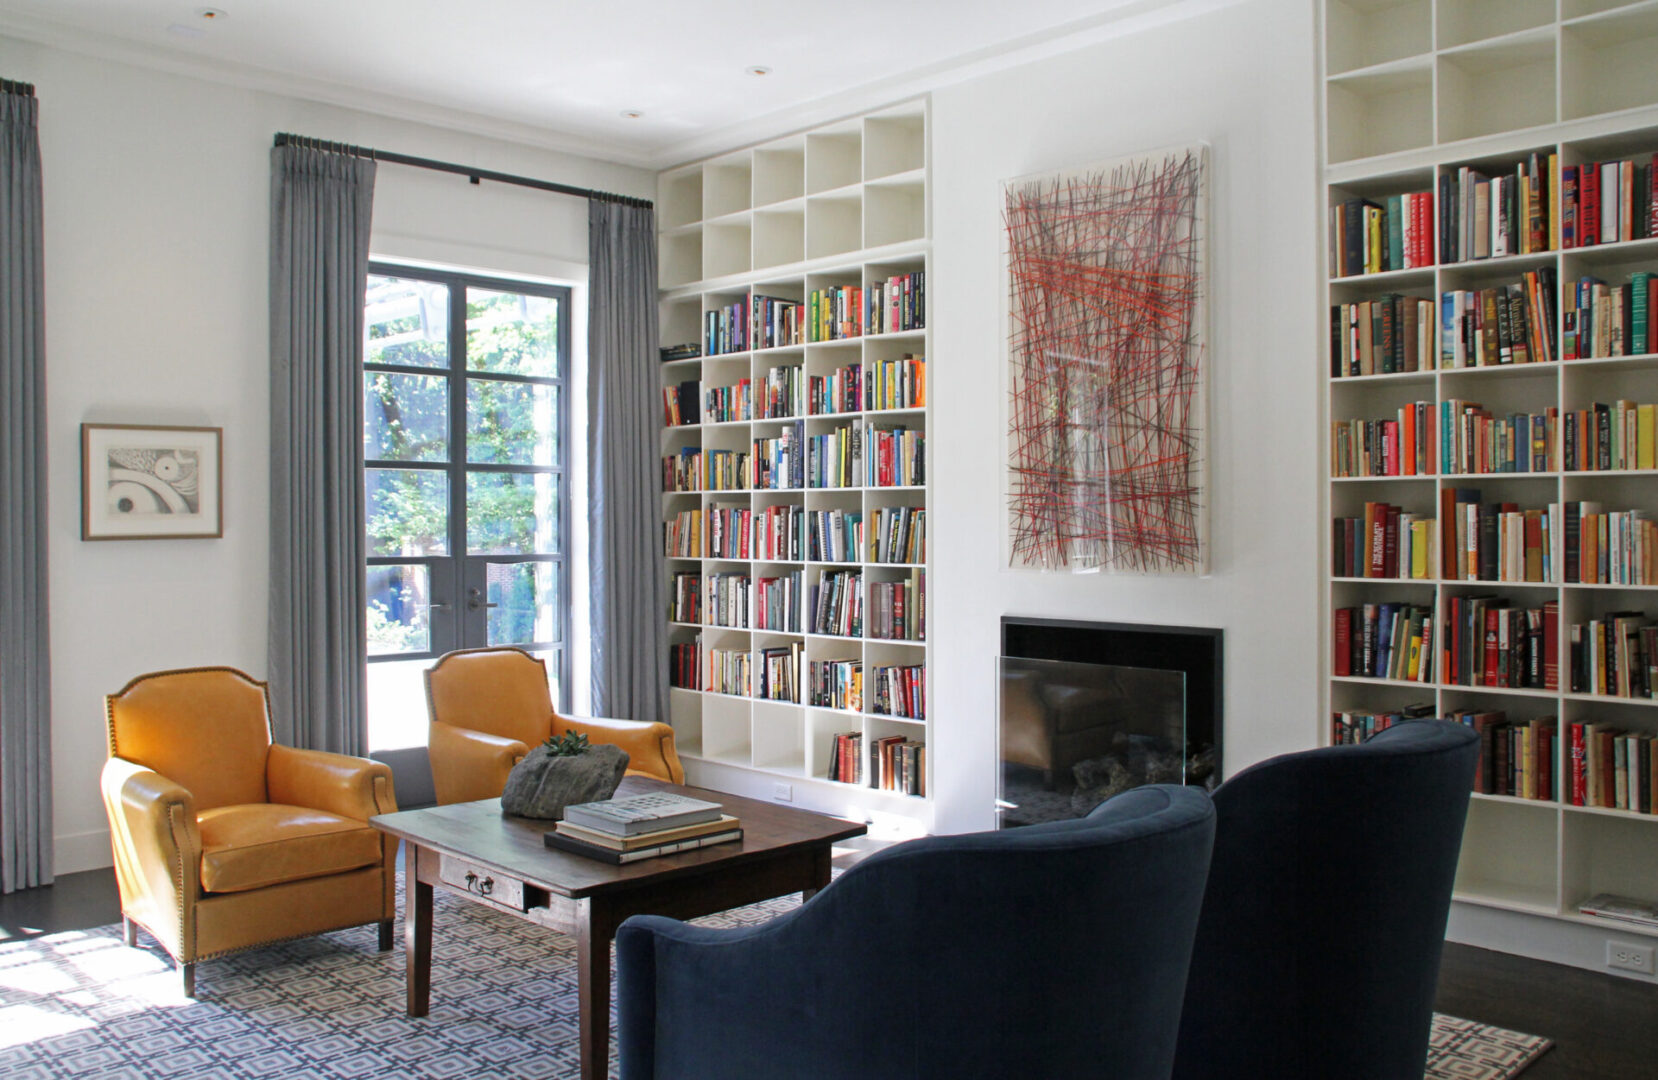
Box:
362 265 572 750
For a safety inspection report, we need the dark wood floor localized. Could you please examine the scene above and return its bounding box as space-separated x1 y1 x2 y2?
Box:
4 863 1653 1078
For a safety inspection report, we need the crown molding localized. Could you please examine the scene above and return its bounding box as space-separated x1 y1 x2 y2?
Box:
0 11 660 168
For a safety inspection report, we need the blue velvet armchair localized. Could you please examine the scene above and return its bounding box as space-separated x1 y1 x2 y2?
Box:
1172 719 1480 1080
615 785 1216 1080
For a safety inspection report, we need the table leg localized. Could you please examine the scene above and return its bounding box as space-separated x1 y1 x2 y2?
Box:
802 844 834 902
576 900 617 1080
405 842 433 1017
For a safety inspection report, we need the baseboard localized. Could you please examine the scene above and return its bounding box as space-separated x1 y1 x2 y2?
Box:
1448 900 1658 984
54 828 113 874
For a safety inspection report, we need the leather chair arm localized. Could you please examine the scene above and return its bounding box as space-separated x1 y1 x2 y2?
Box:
558 714 685 784
100 756 202 959
267 744 398 822
429 721 528 804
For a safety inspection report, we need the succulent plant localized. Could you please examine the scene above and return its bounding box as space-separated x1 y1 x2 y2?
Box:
543 730 591 757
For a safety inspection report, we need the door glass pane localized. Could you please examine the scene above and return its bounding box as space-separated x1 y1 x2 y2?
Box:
365 275 450 368
485 561 560 646
466 288 560 378
365 372 449 462
366 563 431 655
467 471 559 554
367 468 449 556
367 658 431 750
467 379 559 465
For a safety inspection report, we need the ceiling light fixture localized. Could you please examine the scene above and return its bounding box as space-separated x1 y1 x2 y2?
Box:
197 7 227 19
619 109 644 120
745 65 772 77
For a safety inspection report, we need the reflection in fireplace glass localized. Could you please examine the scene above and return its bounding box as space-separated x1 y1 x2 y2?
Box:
998 657 1216 827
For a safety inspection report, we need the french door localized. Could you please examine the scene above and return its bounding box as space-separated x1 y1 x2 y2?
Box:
362 265 571 749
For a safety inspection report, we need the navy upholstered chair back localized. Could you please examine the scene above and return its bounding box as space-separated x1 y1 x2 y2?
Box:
616 784 1216 1080
1172 719 1480 1080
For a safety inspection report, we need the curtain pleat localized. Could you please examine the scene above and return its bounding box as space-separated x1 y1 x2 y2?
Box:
587 199 668 725
0 88 51 893
268 146 375 754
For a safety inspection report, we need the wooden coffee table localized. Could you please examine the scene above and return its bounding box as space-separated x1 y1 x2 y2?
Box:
371 777 866 1080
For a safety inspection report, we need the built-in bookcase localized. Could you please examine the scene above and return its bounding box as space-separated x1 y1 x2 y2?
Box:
657 100 931 819
1322 0 1658 939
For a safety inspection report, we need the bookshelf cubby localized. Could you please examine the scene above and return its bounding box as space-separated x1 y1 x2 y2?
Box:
1322 0 1658 941
657 99 930 814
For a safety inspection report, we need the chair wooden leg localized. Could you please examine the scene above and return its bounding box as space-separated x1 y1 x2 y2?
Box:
122 916 137 947
178 960 196 998
378 919 394 952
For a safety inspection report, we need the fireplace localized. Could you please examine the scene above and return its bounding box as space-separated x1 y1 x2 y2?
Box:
998 617 1222 827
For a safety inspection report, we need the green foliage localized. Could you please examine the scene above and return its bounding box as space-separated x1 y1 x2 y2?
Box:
543 730 590 757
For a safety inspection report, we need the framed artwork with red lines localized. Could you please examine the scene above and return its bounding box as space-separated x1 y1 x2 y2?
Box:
1003 144 1209 575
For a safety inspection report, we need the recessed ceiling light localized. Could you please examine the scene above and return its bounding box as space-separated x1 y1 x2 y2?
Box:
196 7 227 19
745 65 772 77
619 109 644 120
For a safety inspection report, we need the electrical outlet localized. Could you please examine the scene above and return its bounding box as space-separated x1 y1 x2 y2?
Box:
1606 940 1656 974
772 783 793 802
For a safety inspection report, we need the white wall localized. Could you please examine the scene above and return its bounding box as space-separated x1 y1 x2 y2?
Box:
926 0 1322 833
0 36 654 873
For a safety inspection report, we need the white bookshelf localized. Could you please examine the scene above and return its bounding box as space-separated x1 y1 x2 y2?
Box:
1321 0 1658 940
657 99 931 820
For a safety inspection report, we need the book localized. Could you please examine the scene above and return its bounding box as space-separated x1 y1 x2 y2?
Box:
544 827 743 864
555 814 742 851
561 792 724 837
1578 892 1658 928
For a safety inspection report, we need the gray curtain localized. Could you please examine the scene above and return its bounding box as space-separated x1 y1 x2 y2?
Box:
268 145 375 755
0 84 50 893
588 197 668 724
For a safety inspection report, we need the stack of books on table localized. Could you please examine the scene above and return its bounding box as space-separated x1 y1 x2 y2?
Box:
544 792 741 865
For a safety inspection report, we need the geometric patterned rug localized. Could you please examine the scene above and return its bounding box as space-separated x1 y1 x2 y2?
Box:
0 884 1552 1079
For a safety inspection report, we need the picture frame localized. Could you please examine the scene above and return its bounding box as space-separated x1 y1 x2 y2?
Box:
81 423 223 540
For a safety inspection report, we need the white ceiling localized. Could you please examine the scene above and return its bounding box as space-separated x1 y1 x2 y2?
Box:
0 0 1212 167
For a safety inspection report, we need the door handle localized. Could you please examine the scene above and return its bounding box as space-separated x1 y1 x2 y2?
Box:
467 587 498 612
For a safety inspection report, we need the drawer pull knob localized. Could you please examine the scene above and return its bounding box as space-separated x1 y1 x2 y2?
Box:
463 871 495 897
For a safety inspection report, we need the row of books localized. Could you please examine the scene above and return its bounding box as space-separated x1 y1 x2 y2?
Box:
1439 492 1549 583
870 663 925 720
663 447 701 492
1561 155 1657 249
1566 505 1658 586
1329 294 1434 377
698 365 806 424
703 379 753 424
762 505 809 561
753 294 805 351
866 426 924 487
757 642 805 702
1329 704 1434 745
825 731 926 795
663 380 698 427
810 285 866 342
661 342 700 363
811 658 862 711
753 425 805 491
668 572 700 623
1568 614 1658 699
1564 272 1656 359
707 646 750 695
547 793 741 866
870 506 925 564
864 272 925 336
813 570 862 637
755 572 802 632
665 509 701 559
807 425 862 489
1440 270 1558 368
870 572 926 641
1456 712 1557 800
669 639 699 689
1562 400 1658 472
706 504 753 560
1329 191 1433 277
869 354 926 410
1332 503 1437 580
1441 400 1553 476
1333 598 1560 690
708 572 751 628
706 302 750 356
1440 156 1557 264
1569 722 1658 814
1330 402 1434 478
811 364 862 414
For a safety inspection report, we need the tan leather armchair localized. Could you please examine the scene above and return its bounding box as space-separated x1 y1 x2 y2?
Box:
425 646 684 805
101 667 398 996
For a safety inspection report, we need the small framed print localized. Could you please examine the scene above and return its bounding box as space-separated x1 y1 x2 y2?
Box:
81 423 223 540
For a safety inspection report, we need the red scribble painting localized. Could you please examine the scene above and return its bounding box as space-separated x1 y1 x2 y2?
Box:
1004 147 1207 574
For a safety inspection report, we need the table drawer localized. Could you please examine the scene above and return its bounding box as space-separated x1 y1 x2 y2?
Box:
438 855 526 911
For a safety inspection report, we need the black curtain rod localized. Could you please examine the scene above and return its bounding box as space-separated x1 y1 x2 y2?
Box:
1 78 36 97
273 132 651 208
